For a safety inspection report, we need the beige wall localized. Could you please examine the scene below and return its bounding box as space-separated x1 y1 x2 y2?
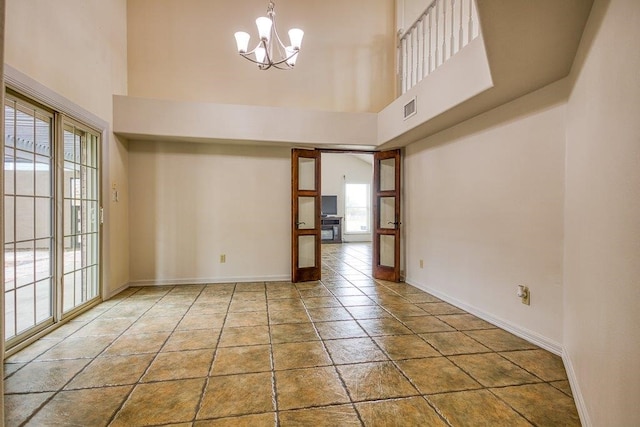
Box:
5 0 129 295
128 141 291 284
404 79 568 349
564 0 640 425
127 0 395 113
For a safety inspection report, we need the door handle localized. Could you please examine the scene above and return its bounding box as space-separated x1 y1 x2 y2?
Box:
387 221 401 228
296 222 306 227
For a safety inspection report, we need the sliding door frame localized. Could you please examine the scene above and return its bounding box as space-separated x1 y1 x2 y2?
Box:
3 66 108 355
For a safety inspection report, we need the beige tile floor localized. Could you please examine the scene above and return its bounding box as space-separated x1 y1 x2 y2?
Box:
3 243 580 426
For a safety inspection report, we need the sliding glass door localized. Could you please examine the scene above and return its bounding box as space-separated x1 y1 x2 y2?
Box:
4 97 55 344
3 93 101 348
62 122 100 313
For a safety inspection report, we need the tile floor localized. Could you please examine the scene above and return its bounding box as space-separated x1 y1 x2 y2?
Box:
3 243 580 426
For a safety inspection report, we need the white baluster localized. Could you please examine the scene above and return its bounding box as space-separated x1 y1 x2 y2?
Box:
435 0 440 66
427 9 432 74
468 0 474 43
417 20 423 82
442 0 447 62
401 37 408 94
459 0 464 50
450 0 456 57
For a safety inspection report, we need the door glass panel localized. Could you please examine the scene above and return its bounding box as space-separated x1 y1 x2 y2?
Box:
298 196 315 229
379 197 396 229
298 157 316 191
379 158 396 191
380 235 395 267
298 235 316 268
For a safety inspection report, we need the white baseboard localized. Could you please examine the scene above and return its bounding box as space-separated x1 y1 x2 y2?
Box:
128 275 291 287
405 276 563 355
562 349 592 427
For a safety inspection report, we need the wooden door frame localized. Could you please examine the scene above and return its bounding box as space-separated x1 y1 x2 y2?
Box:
291 149 322 282
372 149 402 282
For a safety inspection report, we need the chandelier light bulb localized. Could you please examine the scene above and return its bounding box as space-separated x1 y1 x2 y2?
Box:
255 47 267 64
285 46 298 67
256 17 272 41
288 28 304 50
234 32 250 53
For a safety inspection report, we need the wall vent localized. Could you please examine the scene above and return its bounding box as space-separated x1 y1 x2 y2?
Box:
403 97 416 120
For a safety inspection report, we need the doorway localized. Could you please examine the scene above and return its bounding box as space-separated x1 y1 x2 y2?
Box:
291 149 401 283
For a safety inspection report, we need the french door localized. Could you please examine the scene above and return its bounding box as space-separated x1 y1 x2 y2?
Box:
291 148 402 283
4 93 101 349
291 149 321 282
372 149 401 282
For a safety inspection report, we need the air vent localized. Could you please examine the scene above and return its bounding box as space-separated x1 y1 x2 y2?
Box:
403 97 416 120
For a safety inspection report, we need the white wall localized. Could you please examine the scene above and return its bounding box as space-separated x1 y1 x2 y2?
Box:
127 0 395 113
563 0 640 425
404 79 568 350
321 153 373 242
4 0 130 296
128 141 291 284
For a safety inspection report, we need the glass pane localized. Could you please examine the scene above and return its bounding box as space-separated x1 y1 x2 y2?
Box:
35 155 51 197
5 290 16 339
16 241 35 286
16 107 35 153
298 235 316 268
15 150 35 196
74 270 83 305
298 157 315 191
84 233 97 266
16 197 34 242
379 158 396 191
5 196 15 243
86 168 97 200
35 238 52 282
5 243 16 290
35 114 51 157
35 197 51 239
380 235 395 268
87 265 99 299
88 201 98 233
16 283 35 334
298 197 315 230
4 147 15 195
63 273 75 312
87 134 98 167
379 197 396 229
5 103 16 148
63 128 75 162
64 242 76 274
35 279 52 323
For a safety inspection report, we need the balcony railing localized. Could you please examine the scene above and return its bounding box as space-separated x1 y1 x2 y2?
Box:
398 0 479 94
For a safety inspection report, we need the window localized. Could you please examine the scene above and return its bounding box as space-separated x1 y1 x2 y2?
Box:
345 183 370 233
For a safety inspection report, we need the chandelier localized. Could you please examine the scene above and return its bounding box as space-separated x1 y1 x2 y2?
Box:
233 1 304 70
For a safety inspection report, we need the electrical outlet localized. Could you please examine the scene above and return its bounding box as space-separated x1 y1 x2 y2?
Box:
220 254 226 263
419 259 424 268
